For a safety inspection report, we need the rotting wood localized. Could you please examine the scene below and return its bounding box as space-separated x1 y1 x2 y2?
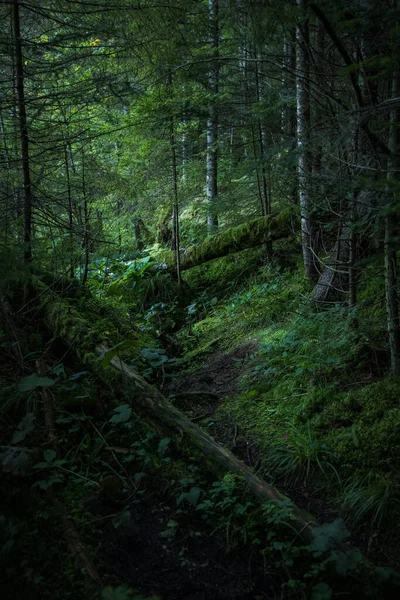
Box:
95 344 319 541
163 213 292 273
40 292 400 592
38 291 318 541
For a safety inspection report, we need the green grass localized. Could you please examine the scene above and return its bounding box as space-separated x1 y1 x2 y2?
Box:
341 472 400 529
261 423 341 487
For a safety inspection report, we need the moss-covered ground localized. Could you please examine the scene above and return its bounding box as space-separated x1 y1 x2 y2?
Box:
171 246 400 570
2 238 400 600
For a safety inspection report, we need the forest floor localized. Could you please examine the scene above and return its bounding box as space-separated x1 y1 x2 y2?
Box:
2 249 400 599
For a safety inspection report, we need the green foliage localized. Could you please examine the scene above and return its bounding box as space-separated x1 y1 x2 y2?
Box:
255 304 359 391
182 246 266 296
18 374 56 392
341 472 400 529
309 519 349 553
109 404 132 424
10 412 36 444
311 582 332 600
262 424 340 486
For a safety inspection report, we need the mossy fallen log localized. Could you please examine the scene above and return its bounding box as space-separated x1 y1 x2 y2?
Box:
39 291 318 541
164 213 292 272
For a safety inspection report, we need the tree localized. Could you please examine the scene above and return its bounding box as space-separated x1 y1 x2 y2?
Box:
296 0 318 281
12 0 32 264
206 0 220 234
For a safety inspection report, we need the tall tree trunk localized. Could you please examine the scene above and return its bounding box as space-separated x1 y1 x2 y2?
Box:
167 71 181 287
81 149 90 285
296 0 317 281
206 0 219 234
12 0 32 263
0 105 11 244
251 124 264 215
133 218 143 251
255 52 270 217
64 144 74 278
282 33 297 206
385 53 400 374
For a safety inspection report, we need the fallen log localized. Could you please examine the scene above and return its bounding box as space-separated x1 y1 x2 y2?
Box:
164 213 292 273
40 293 400 596
40 292 318 541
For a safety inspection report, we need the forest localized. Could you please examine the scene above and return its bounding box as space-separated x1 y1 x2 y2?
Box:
1 0 400 598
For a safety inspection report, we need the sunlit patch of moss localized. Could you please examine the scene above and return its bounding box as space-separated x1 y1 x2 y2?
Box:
216 390 284 446
181 336 223 365
309 379 400 474
180 264 307 362
182 246 266 296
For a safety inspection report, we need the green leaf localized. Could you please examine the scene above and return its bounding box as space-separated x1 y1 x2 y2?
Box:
141 347 168 367
0 447 29 475
18 374 55 392
186 486 201 506
112 510 138 537
309 519 349 552
109 404 132 424
158 437 171 455
311 582 332 600
177 486 202 507
11 412 35 444
43 449 57 463
328 549 362 576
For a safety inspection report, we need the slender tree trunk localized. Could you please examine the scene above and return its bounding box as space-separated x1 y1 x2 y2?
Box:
167 71 181 286
312 19 324 177
296 0 317 281
281 39 291 133
206 0 219 234
251 124 264 215
0 105 11 244
133 219 143 251
12 0 32 263
255 52 270 217
64 145 74 278
171 119 181 287
348 191 358 312
81 149 90 285
385 59 400 374
181 117 188 184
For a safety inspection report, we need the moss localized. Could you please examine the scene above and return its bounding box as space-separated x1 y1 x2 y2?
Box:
181 335 222 364
45 298 96 353
311 379 400 473
182 246 266 296
164 213 292 272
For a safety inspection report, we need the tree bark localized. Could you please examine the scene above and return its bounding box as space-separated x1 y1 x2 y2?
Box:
168 71 181 287
12 0 32 263
385 49 400 374
296 0 318 281
81 148 90 285
163 214 291 273
206 0 219 234
39 291 318 541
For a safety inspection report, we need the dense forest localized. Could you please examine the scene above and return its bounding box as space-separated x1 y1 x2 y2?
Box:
1 0 400 598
